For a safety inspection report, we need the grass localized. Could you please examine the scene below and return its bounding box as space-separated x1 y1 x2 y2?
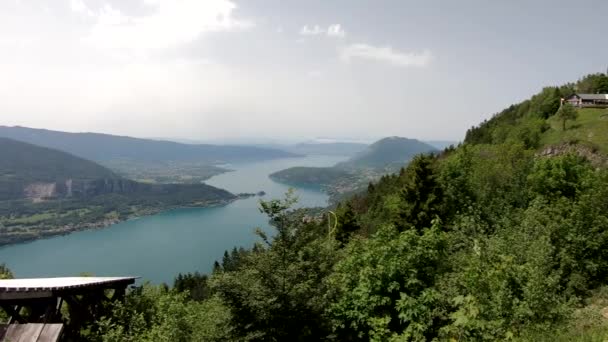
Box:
0 207 94 225
4 211 57 224
541 108 608 153
517 286 608 342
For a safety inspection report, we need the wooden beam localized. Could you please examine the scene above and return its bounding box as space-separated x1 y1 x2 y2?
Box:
38 324 64 342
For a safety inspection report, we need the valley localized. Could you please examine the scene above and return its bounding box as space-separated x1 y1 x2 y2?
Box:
0 154 345 283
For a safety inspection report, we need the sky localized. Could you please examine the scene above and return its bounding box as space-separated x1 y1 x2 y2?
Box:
0 0 607 144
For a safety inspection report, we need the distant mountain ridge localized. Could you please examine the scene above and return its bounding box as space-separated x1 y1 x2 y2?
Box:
0 137 233 202
0 126 298 163
284 142 368 156
0 137 118 183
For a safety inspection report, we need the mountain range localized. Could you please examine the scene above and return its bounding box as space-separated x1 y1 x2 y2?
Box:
0 126 298 164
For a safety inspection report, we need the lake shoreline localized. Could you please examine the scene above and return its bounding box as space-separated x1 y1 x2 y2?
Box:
0 194 262 249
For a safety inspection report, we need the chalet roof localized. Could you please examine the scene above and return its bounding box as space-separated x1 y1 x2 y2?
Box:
576 93 608 100
0 277 137 294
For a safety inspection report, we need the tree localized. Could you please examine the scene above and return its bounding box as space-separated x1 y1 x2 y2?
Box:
0 263 13 279
327 224 447 341
576 73 608 93
334 202 360 245
398 154 444 231
210 190 335 340
91 285 233 342
555 103 578 131
173 272 211 301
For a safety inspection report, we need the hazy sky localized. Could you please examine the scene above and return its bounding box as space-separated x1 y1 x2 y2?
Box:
1 0 607 143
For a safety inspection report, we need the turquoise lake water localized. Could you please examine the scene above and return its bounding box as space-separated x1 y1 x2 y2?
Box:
0 155 345 284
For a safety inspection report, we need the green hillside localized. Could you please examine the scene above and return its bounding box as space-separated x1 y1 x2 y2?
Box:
540 107 608 152
465 72 608 153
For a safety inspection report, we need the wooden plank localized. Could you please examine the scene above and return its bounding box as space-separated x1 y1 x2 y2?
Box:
2 323 44 342
37 324 63 342
18 324 44 342
0 325 8 340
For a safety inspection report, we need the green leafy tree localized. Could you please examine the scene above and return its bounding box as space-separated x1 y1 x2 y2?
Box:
327 223 447 341
0 263 13 279
527 153 593 200
555 103 578 131
91 285 232 342
211 190 336 341
334 202 361 245
398 154 444 231
576 73 608 93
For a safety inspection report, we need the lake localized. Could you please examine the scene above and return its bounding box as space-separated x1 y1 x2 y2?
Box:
0 155 346 284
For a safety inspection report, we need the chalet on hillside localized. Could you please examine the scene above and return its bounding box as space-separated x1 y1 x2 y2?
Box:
562 93 608 108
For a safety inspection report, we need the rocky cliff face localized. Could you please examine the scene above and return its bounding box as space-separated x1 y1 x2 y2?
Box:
538 143 608 167
23 182 57 202
18 178 234 202
21 178 141 201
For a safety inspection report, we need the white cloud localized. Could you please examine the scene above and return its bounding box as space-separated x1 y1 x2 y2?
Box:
70 0 93 16
299 25 324 36
80 0 252 50
300 24 345 38
340 44 432 67
327 24 345 38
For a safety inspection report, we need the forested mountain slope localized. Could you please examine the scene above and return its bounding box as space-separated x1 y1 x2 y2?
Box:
0 137 118 183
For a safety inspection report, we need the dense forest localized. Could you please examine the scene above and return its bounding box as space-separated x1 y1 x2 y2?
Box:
4 73 608 341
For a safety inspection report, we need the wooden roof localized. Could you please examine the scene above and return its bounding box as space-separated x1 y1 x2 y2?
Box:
568 93 608 100
0 277 137 300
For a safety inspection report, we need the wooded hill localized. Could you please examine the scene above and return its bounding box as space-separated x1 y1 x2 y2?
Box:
335 136 437 170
